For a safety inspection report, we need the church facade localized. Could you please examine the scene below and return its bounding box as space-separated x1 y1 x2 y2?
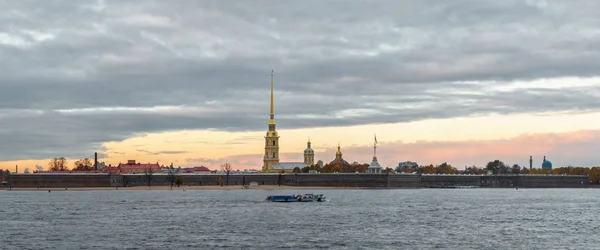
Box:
262 71 315 173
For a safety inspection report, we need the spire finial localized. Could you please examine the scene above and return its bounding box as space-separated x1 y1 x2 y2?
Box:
268 70 276 129
374 134 377 158
270 70 274 117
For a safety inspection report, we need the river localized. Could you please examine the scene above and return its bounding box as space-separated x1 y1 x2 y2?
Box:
1 188 598 249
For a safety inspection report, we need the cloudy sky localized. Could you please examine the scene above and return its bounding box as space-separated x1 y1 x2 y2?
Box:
1 0 600 172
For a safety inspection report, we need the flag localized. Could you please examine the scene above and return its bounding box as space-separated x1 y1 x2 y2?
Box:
374 134 377 144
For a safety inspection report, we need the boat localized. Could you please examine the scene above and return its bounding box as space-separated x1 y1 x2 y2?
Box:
298 194 326 202
266 194 326 202
266 195 300 202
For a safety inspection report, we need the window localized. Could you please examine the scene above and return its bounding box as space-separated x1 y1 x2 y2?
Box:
272 141 276 146
273 153 276 158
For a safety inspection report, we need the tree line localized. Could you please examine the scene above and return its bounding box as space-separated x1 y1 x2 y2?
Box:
396 159 600 184
292 162 395 174
47 157 96 172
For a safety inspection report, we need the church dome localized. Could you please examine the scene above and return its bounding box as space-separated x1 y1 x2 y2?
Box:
304 139 314 154
329 143 350 167
541 156 552 170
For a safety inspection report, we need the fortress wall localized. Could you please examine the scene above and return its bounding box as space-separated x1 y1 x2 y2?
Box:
481 175 588 188
421 175 482 187
180 175 280 186
283 174 388 187
119 174 281 187
387 174 422 188
6 173 591 188
282 174 421 188
9 174 112 188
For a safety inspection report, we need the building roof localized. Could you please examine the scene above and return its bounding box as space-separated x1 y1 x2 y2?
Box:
101 162 161 174
184 166 211 172
304 139 314 154
542 156 552 169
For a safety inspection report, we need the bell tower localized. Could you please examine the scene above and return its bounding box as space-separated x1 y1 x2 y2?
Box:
263 70 280 172
303 138 315 166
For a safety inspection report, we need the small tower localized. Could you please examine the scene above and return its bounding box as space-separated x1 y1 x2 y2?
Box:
529 156 532 170
335 143 343 162
367 134 382 174
303 138 315 166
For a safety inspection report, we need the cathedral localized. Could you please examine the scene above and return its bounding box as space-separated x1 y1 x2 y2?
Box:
262 70 315 173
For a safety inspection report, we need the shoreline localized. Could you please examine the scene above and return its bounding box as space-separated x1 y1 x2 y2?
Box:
2 185 363 191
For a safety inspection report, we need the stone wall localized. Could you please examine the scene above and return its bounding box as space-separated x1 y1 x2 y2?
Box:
481 175 588 188
6 173 591 188
282 173 421 188
8 174 112 188
421 175 481 187
119 174 281 187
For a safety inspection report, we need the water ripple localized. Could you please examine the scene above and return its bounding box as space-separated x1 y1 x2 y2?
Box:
1 189 599 249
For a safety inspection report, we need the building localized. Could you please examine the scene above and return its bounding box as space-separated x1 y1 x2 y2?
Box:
328 143 351 169
304 139 315 166
102 160 161 174
397 161 418 172
262 70 311 173
542 156 553 170
183 166 212 174
367 135 383 174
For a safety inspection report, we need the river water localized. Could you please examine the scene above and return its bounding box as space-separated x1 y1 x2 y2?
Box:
1 188 598 249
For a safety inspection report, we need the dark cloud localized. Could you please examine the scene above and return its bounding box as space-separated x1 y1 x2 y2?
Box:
1 0 600 160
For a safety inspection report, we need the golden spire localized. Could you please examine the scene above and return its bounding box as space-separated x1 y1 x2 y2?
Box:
269 70 275 124
307 137 311 147
336 142 341 154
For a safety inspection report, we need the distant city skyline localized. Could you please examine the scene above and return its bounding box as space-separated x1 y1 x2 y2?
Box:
2 1 600 172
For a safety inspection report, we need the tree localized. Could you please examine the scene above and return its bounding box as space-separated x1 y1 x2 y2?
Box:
73 158 93 171
292 167 301 173
332 163 341 173
220 163 232 186
436 162 457 174
166 166 177 189
486 160 506 175
175 176 183 187
589 167 600 184
511 164 521 174
144 165 154 187
422 165 435 174
384 167 395 174
48 157 68 171
0 170 6 183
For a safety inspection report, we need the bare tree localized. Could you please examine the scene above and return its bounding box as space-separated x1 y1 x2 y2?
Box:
48 157 68 171
73 158 93 171
220 163 232 186
166 165 177 189
144 165 154 187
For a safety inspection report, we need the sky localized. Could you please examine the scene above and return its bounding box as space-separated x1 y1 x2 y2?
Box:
1 0 600 172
